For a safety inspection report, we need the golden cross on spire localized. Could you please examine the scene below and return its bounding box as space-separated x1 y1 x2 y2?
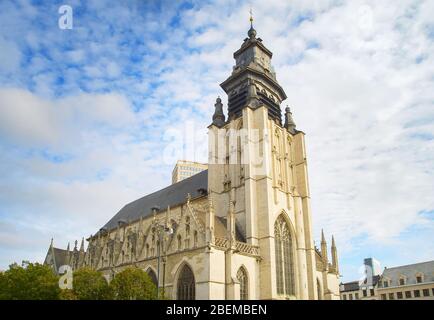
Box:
249 6 253 26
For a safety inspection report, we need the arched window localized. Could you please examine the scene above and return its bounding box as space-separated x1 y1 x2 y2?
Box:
145 244 149 258
193 231 198 248
237 267 248 300
317 278 322 300
146 268 158 288
177 264 195 300
177 235 182 250
274 214 295 296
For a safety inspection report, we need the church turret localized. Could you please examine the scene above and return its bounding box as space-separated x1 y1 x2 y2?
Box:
212 97 225 127
331 235 339 274
284 107 297 134
79 237 84 252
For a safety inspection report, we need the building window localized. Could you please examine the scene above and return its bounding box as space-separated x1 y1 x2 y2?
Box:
342 294 346 300
193 231 198 248
383 281 389 287
146 269 158 288
355 292 359 300
237 267 249 300
414 290 420 298
363 289 367 297
416 275 422 283
405 291 412 299
399 278 405 286
274 215 295 296
381 294 387 300
432 288 434 296
388 293 394 300
397 292 403 299
423 289 429 297
177 235 182 250
370 289 375 296
177 264 195 300
349 293 353 300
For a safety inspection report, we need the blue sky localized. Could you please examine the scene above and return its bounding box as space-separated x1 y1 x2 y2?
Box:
0 0 433 282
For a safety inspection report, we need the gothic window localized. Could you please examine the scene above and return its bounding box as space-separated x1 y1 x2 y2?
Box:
193 231 198 248
177 235 182 250
237 267 248 300
146 268 158 288
274 214 295 297
177 264 195 300
317 278 322 300
145 244 149 258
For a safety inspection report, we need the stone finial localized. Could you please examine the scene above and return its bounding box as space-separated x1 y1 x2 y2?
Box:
212 97 225 127
50 237 53 247
79 237 84 251
66 242 70 251
74 240 78 250
284 106 297 134
321 229 326 244
331 235 339 274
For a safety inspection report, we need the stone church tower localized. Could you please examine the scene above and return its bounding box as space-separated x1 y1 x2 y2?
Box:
44 23 340 300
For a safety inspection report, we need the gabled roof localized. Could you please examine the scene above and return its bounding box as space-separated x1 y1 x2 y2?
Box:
379 260 434 287
44 246 69 272
100 170 208 232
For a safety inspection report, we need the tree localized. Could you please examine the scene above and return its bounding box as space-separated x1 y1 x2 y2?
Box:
110 267 157 300
0 261 60 300
70 268 111 300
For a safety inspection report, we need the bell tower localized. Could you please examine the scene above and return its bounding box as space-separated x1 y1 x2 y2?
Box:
208 20 318 299
220 21 287 124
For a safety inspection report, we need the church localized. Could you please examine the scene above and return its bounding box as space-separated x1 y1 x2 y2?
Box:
44 22 340 300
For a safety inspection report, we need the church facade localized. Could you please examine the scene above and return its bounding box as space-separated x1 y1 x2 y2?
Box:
44 24 340 300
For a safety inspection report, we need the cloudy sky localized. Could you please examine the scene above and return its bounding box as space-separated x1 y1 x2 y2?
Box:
0 0 433 282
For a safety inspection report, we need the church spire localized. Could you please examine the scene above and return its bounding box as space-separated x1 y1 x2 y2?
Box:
321 229 328 267
248 7 256 39
212 97 225 127
220 15 287 125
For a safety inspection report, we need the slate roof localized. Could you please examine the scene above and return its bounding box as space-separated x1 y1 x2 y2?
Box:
340 281 360 292
379 260 434 287
100 170 208 232
44 246 69 272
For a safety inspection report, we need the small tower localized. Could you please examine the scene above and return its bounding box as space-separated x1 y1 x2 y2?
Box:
284 106 297 134
331 235 339 274
321 229 328 268
212 97 226 127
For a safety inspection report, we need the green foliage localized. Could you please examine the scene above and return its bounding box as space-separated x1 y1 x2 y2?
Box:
110 267 157 300
71 267 111 300
0 261 60 300
59 289 77 300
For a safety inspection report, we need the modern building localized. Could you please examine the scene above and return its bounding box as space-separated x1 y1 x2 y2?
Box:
172 160 208 184
45 21 340 300
340 276 381 300
340 258 381 300
340 258 434 300
377 260 434 300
